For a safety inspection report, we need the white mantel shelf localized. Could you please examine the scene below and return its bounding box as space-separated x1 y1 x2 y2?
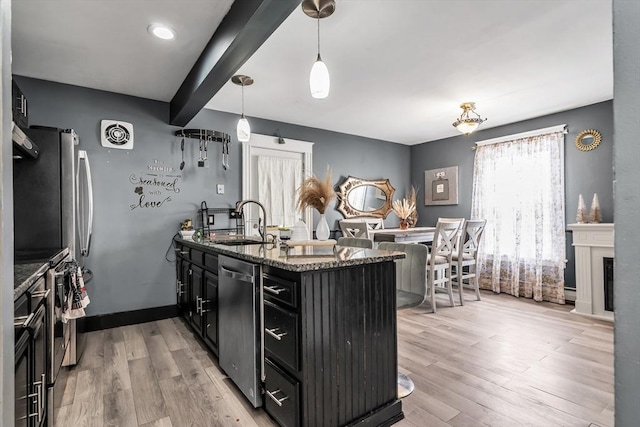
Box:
568 223 614 322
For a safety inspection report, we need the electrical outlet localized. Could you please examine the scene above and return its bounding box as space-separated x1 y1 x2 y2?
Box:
216 184 224 194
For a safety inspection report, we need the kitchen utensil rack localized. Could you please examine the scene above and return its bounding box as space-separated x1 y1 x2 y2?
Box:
175 129 231 170
196 201 244 237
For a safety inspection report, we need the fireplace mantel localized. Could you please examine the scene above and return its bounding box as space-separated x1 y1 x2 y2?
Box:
568 223 614 321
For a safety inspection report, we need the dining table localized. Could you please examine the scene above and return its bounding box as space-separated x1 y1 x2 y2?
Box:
371 226 436 244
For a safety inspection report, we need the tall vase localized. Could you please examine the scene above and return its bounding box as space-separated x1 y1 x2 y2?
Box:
316 213 330 241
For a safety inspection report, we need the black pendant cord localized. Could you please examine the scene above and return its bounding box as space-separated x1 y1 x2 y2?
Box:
317 15 321 58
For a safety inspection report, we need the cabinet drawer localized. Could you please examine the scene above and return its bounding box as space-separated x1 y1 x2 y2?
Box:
175 244 190 259
264 301 299 372
190 249 204 266
264 359 300 427
263 274 297 308
204 253 218 271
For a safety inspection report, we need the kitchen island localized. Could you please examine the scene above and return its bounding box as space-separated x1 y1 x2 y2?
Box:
174 237 405 427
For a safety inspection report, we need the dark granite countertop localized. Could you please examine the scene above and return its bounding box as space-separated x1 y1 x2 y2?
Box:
176 238 405 272
14 262 49 301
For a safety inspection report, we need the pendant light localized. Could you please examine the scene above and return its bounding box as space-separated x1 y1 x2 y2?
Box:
232 75 253 142
452 102 487 135
302 0 335 99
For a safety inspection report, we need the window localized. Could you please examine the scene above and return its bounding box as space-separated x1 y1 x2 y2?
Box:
471 126 566 303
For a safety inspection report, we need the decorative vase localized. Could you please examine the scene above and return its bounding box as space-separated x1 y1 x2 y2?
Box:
316 214 330 241
399 219 409 230
291 220 309 241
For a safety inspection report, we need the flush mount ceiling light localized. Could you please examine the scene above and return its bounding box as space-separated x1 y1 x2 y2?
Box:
147 23 176 40
302 0 335 99
232 75 254 142
452 102 487 135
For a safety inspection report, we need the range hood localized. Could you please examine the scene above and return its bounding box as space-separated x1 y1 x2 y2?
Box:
12 122 40 159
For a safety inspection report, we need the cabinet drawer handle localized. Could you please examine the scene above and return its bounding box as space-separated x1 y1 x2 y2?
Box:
175 250 189 255
265 327 287 341
14 313 34 328
264 285 285 295
266 389 289 407
176 281 184 295
31 289 51 299
196 296 202 314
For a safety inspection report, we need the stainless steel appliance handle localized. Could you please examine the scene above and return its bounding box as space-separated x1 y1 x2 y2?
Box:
219 265 254 283
78 150 94 256
266 389 289 407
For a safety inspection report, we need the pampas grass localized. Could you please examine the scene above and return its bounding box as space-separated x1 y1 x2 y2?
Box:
297 166 336 214
392 197 416 220
406 185 418 227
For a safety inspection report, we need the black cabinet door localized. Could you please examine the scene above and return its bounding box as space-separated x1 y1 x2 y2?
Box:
12 80 29 128
189 265 204 332
15 332 30 427
176 258 189 311
31 306 47 427
180 261 191 320
203 271 218 351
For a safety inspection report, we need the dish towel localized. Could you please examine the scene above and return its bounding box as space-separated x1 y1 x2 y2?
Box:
61 263 90 322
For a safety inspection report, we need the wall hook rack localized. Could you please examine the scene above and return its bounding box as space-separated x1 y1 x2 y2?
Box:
175 129 231 170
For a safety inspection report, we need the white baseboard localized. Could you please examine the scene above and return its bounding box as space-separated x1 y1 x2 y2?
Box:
565 288 576 302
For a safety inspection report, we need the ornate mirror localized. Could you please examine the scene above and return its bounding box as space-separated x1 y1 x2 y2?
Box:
575 129 602 152
336 176 395 218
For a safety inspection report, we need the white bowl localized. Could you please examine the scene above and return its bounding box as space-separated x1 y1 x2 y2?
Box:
179 230 195 239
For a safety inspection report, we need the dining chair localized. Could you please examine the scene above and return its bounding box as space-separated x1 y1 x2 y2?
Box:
452 219 487 305
339 220 370 239
337 237 373 249
427 218 464 313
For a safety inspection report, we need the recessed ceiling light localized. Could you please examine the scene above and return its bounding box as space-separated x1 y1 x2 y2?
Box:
148 24 176 40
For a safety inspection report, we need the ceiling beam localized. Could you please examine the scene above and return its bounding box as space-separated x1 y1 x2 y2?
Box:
169 0 301 127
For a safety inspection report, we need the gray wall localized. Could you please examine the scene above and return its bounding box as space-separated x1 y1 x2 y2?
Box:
1 1 14 424
15 76 410 316
409 101 614 288
613 1 640 425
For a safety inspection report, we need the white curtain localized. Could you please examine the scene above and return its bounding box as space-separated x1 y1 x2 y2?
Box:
258 156 303 227
471 130 566 303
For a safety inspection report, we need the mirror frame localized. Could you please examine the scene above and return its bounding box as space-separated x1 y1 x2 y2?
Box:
336 176 395 218
575 129 602 152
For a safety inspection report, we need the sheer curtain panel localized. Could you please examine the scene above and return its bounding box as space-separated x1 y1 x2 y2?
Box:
471 129 566 303
258 156 303 227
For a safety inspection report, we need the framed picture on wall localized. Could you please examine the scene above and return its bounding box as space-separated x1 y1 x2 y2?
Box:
425 166 459 205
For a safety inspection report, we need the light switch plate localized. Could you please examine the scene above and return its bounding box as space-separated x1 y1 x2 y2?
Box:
217 184 224 194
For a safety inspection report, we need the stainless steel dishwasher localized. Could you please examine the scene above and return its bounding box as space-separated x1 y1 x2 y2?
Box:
218 255 263 408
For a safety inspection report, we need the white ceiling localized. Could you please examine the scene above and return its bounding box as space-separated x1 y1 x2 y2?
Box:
12 0 613 145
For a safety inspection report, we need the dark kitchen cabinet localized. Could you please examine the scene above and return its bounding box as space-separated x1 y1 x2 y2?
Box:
15 332 30 427
203 270 218 351
262 262 402 427
188 265 204 332
12 80 29 128
175 240 219 355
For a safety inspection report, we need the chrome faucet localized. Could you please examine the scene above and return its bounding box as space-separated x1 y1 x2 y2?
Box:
235 200 267 243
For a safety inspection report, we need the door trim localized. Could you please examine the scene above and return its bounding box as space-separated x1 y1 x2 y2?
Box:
242 135 314 237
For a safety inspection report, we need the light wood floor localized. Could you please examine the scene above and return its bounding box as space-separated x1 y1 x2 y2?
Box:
55 290 614 427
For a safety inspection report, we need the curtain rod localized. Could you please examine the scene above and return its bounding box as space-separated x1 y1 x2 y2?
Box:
475 124 568 147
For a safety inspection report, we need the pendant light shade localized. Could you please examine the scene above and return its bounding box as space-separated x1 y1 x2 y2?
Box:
302 0 335 100
231 75 254 142
237 115 251 142
310 54 330 99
